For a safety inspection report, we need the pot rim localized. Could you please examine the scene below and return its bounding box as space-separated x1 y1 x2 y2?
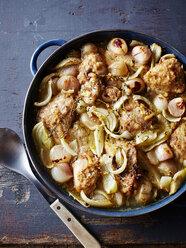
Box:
22 29 186 217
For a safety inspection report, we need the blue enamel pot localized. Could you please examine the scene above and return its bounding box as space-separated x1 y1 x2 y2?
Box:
23 30 186 217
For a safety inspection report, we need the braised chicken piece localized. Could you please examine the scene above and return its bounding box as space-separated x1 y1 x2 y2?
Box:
77 45 107 105
67 121 91 155
169 121 186 164
143 58 185 95
119 145 141 195
67 121 100 195
72 156 100 195
119 97 156 135
54 119 99 195
78 53 107 85
78 72 101 105
105 139 141 195
38 92 76 143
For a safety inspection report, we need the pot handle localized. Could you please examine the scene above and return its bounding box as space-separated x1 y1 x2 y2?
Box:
30 39 67 76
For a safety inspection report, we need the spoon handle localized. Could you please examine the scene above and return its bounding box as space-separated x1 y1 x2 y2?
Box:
25 161 101 248
26 169 101 248
50 199 101 248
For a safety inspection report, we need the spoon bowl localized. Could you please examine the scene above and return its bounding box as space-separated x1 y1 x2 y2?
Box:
0 128 32 176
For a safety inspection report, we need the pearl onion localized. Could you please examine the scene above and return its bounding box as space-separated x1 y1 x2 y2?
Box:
153 94 168 111
125 78 146 93
108 59 128 76
107 38 128 55
132 45 152 64
57 75 79 92
168 97 185 117
51 163 73 183
50 145 72 163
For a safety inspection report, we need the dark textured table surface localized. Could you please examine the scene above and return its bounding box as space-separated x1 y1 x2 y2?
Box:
0 0 186 247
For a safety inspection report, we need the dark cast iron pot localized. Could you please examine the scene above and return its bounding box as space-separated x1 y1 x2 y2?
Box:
23 30 186 217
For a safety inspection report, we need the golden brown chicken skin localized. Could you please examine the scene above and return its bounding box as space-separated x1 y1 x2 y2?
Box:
105 139 141 195
169 121 186 164
143 58 185 96
119 97 156 135
38 92 76 143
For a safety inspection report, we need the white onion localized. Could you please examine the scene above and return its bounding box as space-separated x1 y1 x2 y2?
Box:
170 168 186 195
150 43 162 63
146 150 159 165
132 46 152 65
102 171 118 194
135 180 152 203
109 149 127 174
89 106 109 117
104 126 132 140
162 109 181 122
153 94 168 111
114 192 124 206
105 111 118 132
115 149 123 166
93 190 110 200
160 176 172 192
55 57 81 69
69 140 78 154
133 95 155 110
80 190 112 207
168 97 185 117
51 163 73 183
94 125 104 157
136 131 157 146
113 95 128 111
34 80 52 107
80 112 101 130
143 132 170 152
154 143 173 162
160 54 175 63
32 121 54 151
60 138 77 156
40 148 53 168
130 40 144 47
158 161 177 176
127 66 144 80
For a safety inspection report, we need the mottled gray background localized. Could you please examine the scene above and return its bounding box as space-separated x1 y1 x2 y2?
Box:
0 0 185 247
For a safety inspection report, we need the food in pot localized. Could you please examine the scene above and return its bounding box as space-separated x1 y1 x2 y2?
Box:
32 37 186 208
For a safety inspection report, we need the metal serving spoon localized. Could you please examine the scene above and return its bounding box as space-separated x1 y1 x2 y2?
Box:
0 128 101 248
